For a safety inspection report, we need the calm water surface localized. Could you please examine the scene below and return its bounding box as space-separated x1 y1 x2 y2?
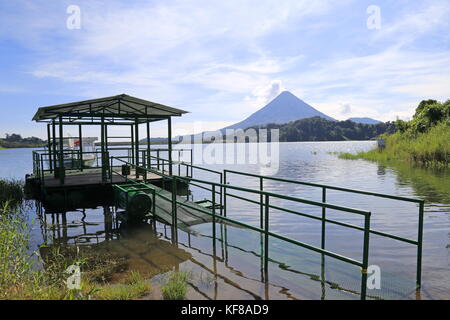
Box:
0 141 448 300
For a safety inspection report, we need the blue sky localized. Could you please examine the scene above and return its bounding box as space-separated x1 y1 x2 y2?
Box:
1 0 449 138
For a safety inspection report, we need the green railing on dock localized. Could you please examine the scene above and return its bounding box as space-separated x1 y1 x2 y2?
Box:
110 156 373 299
223 169 425 289
31 147 424 299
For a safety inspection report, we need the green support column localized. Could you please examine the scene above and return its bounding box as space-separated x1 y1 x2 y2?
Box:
52 121 57 178
79 124 83 172
101 116 105 182
135 118 139 167
47 123 53 173
58 116 65 185
168 117 173 176
131 124 135 165
147 121 151 168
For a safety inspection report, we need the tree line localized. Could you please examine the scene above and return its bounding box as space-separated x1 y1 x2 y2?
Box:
248 117 396 142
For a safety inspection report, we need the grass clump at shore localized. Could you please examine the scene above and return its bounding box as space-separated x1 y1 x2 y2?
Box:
93 271 150 300
0 180 24 206
0 201 151 300
161 271 189 300
339 99 449 168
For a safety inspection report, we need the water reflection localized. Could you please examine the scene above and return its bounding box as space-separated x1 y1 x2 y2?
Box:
3 143 448 299
34 202 418 300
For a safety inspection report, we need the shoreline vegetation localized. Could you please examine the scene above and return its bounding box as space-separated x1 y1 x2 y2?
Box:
0 178 189 300
339 99 449 168
0 134 45 149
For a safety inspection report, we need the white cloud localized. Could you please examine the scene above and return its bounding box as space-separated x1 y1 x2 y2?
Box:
2 0 450 136
371 1 450 46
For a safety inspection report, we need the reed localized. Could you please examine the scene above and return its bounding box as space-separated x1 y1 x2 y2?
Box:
339 120 449 168
161 271 189 300
0 203 151 300
0 179 24 206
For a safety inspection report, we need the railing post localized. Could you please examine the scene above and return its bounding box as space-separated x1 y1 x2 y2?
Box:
47 124 53 173
157 150 160 170
260 177 264 229
417 201 424 288
361 212 371 300
190 149 193 177
219 173 223 216
321 187 326 249
264 194 270 280
212 184 216 240
223 171 227 217
171 177 178 243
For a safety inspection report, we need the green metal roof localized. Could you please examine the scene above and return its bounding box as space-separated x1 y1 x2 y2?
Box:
32 94 189 123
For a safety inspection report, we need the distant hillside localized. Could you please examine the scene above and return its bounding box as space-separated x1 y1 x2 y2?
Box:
224 91 334 130
248 117 396 142
347 117 381 124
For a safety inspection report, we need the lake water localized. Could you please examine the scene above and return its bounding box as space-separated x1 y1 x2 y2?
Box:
0 141 449 300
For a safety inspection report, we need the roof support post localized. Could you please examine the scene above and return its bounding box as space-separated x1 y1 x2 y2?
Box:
79 124 83 172
47 123 53 173
146 121 151 168
135 118 139 168
52 121 57 178
105 123 108 151
58 116 65 185
168 117 173 176
101 115 106 182
130 124 135 165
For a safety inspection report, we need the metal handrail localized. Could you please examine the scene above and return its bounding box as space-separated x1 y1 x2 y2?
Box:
109 156 372 299
223 169 425 288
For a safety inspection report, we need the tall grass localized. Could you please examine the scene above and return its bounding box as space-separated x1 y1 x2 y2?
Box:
0 200 151 300
161 271 189 300
339 120 449 168
0 180 24 206
0 203 33 292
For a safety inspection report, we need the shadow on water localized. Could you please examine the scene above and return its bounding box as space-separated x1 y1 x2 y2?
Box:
34 202 419 300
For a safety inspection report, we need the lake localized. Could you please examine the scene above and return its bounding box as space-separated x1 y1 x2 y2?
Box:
0 141 448 300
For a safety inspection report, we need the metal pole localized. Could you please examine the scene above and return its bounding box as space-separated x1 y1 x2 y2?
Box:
147 121 151 168
58 116 65 185
361 212 371 300
322 187 326 249
219 173 223 216
135 118 139 168
260 177 264 229
171 177 178 243
223 171 227 217
212 184 216 241
190 149 193 177
101 116 106 182
52 121 57 178
168 117 173 176
47 123 53 173
79 124 83 172
130 124 135 165
264 194 270 280
417 201 424 288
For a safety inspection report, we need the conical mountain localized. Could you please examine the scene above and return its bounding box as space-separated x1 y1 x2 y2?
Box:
224 91 334 130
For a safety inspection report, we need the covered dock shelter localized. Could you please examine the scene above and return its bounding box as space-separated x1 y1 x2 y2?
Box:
32 94 188 186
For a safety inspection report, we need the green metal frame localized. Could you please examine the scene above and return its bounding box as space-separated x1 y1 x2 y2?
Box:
223 169 425 288
110 156 373 299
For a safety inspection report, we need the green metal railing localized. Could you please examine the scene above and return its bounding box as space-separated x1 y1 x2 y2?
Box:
32 149 111 186
109 156 373 299
223 169 425 288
